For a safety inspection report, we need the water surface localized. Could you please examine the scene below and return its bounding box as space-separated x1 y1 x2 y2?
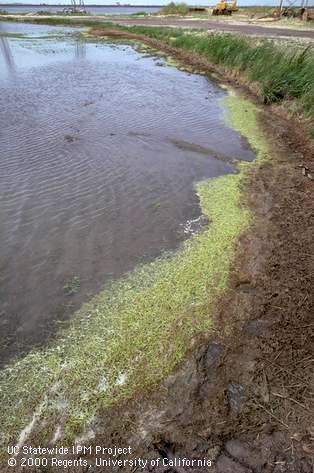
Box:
0 5 161 15
0 22 255 365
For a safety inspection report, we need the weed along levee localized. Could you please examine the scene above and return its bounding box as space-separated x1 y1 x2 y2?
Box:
0 20 263 463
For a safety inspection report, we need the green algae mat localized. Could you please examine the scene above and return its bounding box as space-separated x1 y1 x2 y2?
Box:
0 93 269 455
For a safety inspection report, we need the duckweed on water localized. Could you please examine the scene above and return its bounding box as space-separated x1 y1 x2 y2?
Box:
225 93 270 163
0 94 266 454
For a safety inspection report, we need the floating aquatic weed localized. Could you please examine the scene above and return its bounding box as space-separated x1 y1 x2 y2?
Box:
0 61 268 457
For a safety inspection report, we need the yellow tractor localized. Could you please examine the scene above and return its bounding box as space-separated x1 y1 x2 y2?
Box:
212 0 238 15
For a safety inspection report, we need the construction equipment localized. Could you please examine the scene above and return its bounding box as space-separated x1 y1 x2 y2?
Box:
302 7 314 21
212 0 238 15
278 0 313 20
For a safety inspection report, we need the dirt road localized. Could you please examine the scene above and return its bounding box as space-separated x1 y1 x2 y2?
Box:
108 16 314 40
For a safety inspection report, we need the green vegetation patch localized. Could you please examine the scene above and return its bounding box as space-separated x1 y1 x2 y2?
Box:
0 173 249 449
225 92 270 162
0 85 266 455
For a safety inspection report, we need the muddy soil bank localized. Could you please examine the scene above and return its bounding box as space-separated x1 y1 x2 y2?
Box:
72 30 313 472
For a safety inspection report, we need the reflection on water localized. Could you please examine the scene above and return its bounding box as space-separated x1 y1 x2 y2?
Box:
0 25 15 72
0 37 86 64
74 40 86 59
1 36 89 66
0 21 84 75
0 22 255 366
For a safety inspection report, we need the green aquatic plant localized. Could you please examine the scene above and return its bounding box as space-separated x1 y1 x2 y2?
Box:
0 66 266 459
150 201 161 211
63 276 81 296
225 93 270 162
0 171 249 449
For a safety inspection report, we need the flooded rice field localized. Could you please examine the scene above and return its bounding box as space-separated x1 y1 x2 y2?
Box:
0 22 255 365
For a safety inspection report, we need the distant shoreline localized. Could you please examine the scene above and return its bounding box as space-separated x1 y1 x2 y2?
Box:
0 3 306 9
0 4 163 6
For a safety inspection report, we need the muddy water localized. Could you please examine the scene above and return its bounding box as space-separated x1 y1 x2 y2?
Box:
0 22 255 365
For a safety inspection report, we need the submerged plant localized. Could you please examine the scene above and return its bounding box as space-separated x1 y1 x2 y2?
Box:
63 276 81 296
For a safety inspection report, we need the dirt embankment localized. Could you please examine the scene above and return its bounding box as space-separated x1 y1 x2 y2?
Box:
77 29 314 473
